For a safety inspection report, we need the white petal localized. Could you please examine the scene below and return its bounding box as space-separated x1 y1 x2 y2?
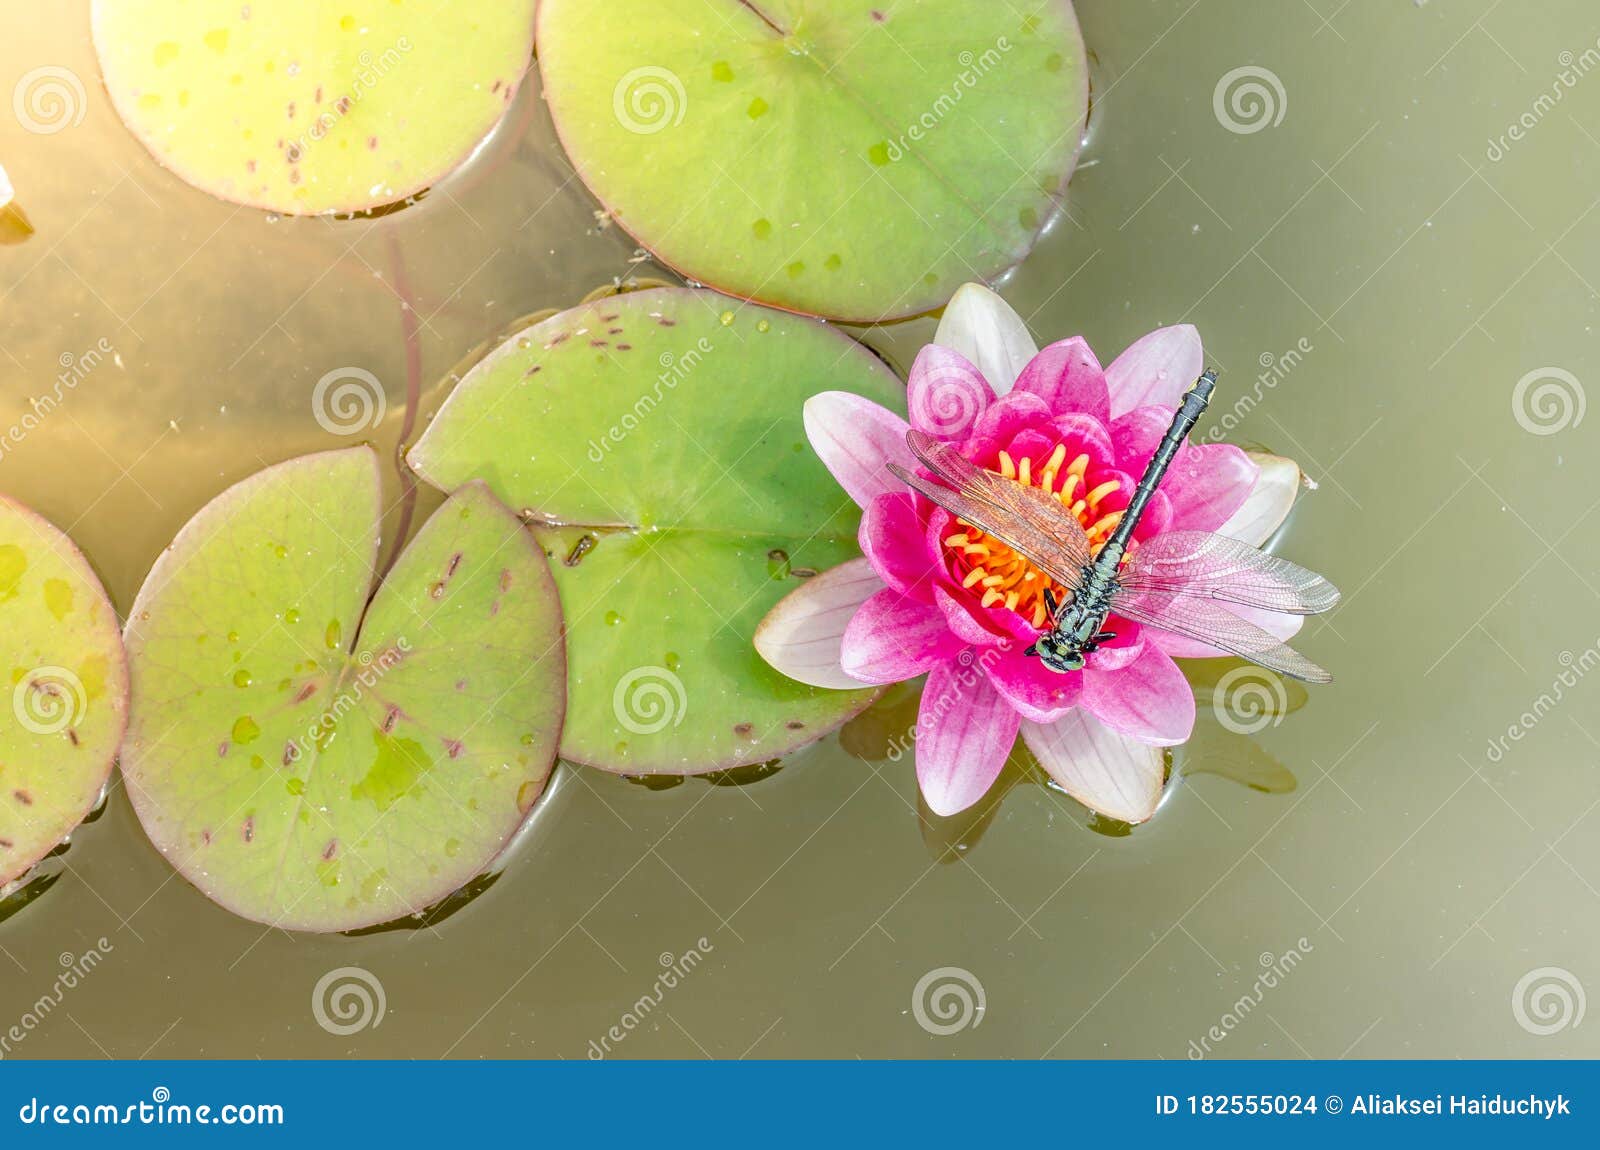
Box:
1105 324 1203 418
754 559 883 689
1218 452 1302 546
1022 709 1166 824
0 165 13 211
932 283 1037 396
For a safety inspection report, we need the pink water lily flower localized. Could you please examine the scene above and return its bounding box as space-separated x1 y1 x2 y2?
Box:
756 285 1308 824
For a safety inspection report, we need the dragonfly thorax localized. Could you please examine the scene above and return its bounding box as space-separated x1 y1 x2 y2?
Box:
1027 575 1119 674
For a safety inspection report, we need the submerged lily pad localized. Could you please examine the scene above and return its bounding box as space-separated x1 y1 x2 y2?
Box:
120 449 564 931
92 0 537 214
538 0 1088 320
0 497 128 887
408 287 898 773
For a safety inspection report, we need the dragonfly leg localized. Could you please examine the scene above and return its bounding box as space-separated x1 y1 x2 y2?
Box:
1023 644 1038 658
1042 587 1059 621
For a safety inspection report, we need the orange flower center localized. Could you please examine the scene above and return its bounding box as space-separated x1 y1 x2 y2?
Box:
942 444 1126 630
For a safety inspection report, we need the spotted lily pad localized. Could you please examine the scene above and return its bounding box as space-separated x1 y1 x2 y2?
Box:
92 0 537 214
537 0 1088 321
408 287 898 773
120 449 564 931
0 497 128 887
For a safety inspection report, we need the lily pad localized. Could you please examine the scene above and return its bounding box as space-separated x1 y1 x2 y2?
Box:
408 287 898 773
120 449 564 932
0 497 128 887
92 0 537 214
537 0 1088 321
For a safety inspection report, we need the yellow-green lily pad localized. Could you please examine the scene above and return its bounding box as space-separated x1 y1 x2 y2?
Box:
408 287 897 773
119 449 565 931
92 0 537 214
537 0 1088 320
0 497 129 887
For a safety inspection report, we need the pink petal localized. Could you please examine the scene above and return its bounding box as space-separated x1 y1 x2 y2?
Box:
1108 405 1177 473
803 392 914 508
915 660 1020 816
1081 620 1146 671
1105 324 1203 419
1022 710 1166 824
1146 604 1303 659
1013 337 1109 423
841 589 965 685
1218 452 1302 545
966 391 1053 464
906 345 993 439
1080 643 1195 746
1046 412 1116 465
982 643 1082 723
860 492 938 601
934 583 1033 646
754 559 885 689
1158 444 1258 532
932 283 1038 394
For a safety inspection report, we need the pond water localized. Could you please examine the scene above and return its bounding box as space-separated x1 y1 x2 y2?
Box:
2 0 1598 1058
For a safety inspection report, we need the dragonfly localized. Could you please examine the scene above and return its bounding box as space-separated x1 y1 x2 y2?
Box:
888 370 1339 682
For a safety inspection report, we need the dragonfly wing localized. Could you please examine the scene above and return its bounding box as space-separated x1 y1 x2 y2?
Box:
1118 529 1339 615
889 464 1085 589
1112 589 1332 683
900 430 1091 580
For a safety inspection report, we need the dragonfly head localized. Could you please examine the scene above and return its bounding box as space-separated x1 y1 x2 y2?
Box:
1025 631 1086 674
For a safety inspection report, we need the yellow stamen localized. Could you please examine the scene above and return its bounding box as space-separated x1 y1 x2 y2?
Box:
998 451 1016 480
1018 456 1031 487
962 566 987 589
1085 479 1121 509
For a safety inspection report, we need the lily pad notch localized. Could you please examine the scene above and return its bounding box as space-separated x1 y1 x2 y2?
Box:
407 286 901 775
119 447 566 932
537 0 1090 320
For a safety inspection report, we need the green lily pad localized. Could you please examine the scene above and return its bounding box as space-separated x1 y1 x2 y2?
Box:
92 0 537 215
408 287 897 773
537 0 1088 321
120 449 565 932
0 497 129 887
